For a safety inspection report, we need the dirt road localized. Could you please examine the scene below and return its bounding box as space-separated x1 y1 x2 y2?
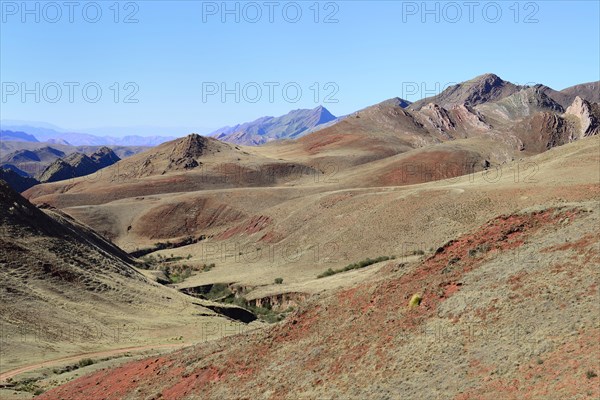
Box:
0 343 190 383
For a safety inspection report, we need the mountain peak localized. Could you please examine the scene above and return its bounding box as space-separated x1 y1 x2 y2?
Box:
90 146 120 167
211 107 337 146
464 73 511 97
168 133 210 161
409 73 521 111
95 146 113 154
471 73 504 84
312 105 336 125
38 147 121 183
380 97 412 108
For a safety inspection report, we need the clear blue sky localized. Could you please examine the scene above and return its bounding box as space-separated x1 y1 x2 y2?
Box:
1 0 599 135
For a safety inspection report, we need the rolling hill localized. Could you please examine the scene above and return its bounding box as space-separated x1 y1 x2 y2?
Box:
0 180 250 379
36 134 600 400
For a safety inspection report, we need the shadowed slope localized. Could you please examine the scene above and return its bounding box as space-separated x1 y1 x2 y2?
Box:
0 180 243 374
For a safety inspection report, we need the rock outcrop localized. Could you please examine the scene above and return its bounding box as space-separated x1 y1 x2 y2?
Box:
565 96 600 138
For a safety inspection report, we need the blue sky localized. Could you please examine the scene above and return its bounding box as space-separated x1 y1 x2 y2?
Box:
1 0 599 136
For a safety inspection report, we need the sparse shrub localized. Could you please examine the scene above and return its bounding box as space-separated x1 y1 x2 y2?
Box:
477 243 491 253
586 370 598 379
317 256 393 278
413 249 425 255
408 294 422 307
200 263 215 272
160 265 171 277
274 278 284 284
206 283 233 300
78 358 94 368
222 296 287 324
170 266 192 283
317 268 336 278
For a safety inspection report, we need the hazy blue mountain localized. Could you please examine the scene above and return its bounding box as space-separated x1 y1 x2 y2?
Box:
211 106 337 145
0 130 39 143
0 147 66 177
0 121 176 147
0 142 148 178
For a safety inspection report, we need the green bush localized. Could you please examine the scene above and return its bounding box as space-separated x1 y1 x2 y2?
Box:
317 268 336 278
78 358 94 368
317 256 393 278
408 294 422 307
274 278 284 284
201 263 216 272
206 283 233 300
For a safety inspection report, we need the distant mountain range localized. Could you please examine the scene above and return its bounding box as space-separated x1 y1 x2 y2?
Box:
0 141 144 182
0 122 176 147
0 130 39 142
210 105 338 145
0 146 123 192
4 79 598 152
38 147 121 183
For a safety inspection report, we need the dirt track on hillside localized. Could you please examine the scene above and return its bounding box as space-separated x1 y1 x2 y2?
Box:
0 343 190 383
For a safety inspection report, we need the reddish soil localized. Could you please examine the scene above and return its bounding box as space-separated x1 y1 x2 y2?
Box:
39 208 584 400
216 215 272 240
377 149 484 186
456 328 600 399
